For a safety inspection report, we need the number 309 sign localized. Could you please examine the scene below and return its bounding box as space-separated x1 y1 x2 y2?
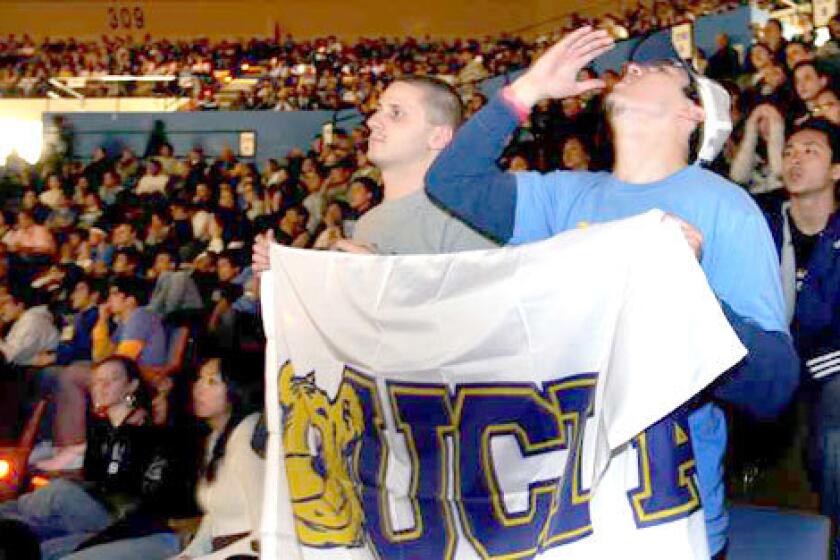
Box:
107 5 146 30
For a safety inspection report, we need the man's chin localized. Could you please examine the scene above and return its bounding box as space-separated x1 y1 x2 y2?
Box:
366 151 385 167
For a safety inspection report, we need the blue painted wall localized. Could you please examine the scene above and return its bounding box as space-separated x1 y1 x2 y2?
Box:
49 109 364 163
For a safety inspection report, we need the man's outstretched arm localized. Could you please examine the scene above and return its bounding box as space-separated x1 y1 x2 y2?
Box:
426 27 614 243
425 93 521 243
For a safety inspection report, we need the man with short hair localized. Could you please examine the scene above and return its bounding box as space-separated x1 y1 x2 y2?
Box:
92 277 166 366
111 221 143 253
55 276 104 366
346 75 496 254
762 120 840 548
0 289 58 369
426 28 799 558
254 76 494 260
111 247 142 279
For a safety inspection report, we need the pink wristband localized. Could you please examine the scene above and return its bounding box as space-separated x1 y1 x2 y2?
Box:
501 86 530 123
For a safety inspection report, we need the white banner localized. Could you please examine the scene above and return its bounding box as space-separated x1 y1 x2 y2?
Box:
260 211 745 559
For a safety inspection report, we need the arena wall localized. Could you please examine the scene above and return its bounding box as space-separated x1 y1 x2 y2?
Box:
0 0 626 40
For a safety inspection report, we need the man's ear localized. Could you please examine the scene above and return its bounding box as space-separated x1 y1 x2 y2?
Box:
428 125 454 151
677 102 705 126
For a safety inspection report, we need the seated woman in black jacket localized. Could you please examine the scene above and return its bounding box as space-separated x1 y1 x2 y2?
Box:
0 356 195 560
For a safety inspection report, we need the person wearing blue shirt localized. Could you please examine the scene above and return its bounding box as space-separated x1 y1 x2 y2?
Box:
426 27 799 558
55 277 104 366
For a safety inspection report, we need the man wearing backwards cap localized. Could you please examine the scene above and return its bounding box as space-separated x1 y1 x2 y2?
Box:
426 27 799 559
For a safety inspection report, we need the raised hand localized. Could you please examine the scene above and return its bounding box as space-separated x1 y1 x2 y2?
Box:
511 26 615 108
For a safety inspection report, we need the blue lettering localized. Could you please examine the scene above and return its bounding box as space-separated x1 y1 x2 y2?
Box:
627 413 699 527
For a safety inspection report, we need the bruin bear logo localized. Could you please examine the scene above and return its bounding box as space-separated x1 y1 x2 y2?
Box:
278 361 366 548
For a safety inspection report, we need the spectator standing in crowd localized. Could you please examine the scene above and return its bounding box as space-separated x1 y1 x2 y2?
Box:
763 18 787 59
425 27 799 558
254 75 497 258
342 76 497 254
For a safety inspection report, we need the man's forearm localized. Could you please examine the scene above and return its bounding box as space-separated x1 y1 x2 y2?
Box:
425 91 522 243
712 301 800 420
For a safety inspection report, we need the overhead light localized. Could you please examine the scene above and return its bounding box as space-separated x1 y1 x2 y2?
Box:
0 459 10 480
0 119 43 164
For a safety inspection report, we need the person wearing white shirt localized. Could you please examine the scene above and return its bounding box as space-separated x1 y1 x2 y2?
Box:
173 354 264 560
135 160 170 196
0 290 59 367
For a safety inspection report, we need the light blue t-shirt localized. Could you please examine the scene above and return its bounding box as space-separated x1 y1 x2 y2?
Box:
113 307 167 367
511 165 787 554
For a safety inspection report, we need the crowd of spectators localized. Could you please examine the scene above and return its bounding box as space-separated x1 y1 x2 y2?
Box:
0 0 792 111
0 6 839 557
2 12 840 364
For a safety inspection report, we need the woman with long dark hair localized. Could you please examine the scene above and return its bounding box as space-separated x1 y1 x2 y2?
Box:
172 353 264 560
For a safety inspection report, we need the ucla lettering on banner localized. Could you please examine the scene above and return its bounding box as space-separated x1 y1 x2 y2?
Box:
276 360 700 558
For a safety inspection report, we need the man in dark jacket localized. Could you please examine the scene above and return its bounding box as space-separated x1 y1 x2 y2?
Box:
761 118 840 548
